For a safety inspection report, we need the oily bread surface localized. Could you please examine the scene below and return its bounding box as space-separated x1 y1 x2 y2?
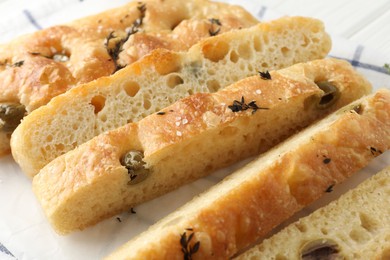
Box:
32 58 371 234
11 16 332 175
0 0 257 112
0 0 258 156
237 166 390 260
105 90 390 260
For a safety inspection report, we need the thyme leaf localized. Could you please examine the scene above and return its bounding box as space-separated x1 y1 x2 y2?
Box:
325 184 334 193
370 146 383 156
258 70 271 80
228 96 269 114
180 229 200 260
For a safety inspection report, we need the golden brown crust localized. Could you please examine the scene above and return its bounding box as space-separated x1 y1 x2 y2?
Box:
12 16 332 175
0 0 257 112
105 90 390 260
32 59 371 234
238 165 390 259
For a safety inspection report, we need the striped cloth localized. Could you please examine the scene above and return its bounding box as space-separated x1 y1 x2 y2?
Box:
0 0 389 259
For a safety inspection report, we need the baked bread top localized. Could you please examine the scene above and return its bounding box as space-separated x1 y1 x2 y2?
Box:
237 166 390 260
0 0 257 113
32 58 371 234
11 16 332 174
104 90 390 259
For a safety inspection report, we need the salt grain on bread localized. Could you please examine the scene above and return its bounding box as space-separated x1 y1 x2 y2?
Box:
237 165 390 260
12 16 332 177
0 0 259 156
32 58 371 234
105 89 390 260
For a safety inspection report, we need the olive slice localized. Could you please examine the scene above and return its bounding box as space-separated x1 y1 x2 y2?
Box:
316 81 340 109
301 239 342 260
120 150 150 185
0 103 26 132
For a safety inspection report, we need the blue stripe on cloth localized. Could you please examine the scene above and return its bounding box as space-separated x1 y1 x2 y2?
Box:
351 45 364 67
0 242 14 257
329 55 390 75
23 9 42 30
257 6 267 20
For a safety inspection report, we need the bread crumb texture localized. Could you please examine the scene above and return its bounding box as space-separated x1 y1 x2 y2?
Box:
237 167 390 260
12 16 332 177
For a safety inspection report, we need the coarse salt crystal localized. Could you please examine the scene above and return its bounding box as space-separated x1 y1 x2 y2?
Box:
176 131 182 136
255 89 262 94
175 121 181 126
182 118 188 124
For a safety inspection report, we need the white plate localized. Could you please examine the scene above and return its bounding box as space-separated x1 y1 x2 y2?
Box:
0 1 390 259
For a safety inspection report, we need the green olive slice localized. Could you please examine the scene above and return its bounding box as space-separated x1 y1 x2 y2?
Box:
316 81 340 109
120 150 150 185
0 103 26 132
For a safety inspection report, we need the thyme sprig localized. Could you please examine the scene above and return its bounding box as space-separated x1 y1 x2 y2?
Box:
209 18 222 36
105 2 146 73
180 230 200 260
228 96 269 114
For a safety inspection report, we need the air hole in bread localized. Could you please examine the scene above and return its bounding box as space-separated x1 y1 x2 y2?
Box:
274 254 288 260
123 81 140 97
229 50 239 63
207 69 216 76
349 228 370 243
100 114 107 122
261 62 269 68
166 74 184 88
202 40 229 62
320 228 329 235
253 36 262 52
238 42 252 59
301 35 310 47
143 94 151 109
206 79 221 92
295 222 308 233
55 143 65 152
359 212 378 233
90 95 106 114
281 47 291 57
46 135 53 142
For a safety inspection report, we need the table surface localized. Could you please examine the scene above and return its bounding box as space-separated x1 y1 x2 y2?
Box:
0 0 389 259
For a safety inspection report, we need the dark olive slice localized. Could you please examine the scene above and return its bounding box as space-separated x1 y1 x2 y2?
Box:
301 239 342 260
316 81 340 109
120 150 150 185
0 103 26 132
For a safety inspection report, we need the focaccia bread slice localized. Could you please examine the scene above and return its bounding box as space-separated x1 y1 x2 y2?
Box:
105 89 390 260
32 58 371 234
11 16 332 176
0 0 259 156
237 166 390 260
